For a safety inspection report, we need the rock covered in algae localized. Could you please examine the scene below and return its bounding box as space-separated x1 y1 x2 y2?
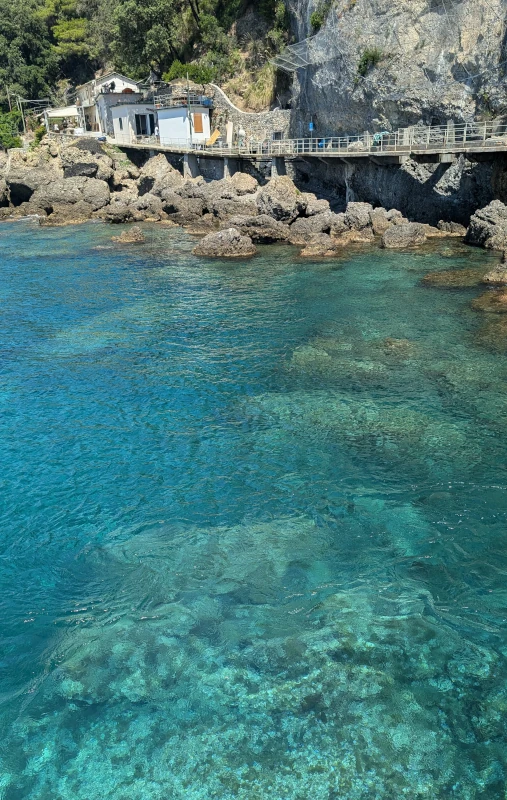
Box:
475 316 507 352
251 390 480 476
8 531 506 800
421 267 485 288
482 252 507 284
471 288 507 313
287 336 417 383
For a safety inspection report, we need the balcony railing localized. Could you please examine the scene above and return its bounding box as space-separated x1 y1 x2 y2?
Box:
154 93 213 110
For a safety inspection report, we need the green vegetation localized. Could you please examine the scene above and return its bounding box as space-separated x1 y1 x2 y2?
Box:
310 0 333 32
0 110 23 150
357 46 383 77
0 0 291 115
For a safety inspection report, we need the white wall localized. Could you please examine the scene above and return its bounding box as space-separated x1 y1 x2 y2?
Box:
158 108 190 144
158 106 211 145
96 74 139 93
111 104 157 141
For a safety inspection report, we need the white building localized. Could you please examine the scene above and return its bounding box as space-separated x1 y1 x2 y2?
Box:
75 72 143 134
155 91 212 146
111 103 157 143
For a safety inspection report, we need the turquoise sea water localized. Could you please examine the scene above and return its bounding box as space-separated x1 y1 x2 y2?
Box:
1 220 507 799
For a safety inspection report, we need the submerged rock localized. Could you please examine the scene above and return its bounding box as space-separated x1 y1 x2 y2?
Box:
482 251 507 284
471 288 507 313
475 316 507 351
422 268 485 288
193 227 257 258
112 225 145 244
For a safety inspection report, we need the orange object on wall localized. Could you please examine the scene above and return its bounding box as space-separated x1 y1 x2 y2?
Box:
193 113 204 134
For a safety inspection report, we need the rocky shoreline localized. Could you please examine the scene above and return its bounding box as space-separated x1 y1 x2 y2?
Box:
3 138 507 264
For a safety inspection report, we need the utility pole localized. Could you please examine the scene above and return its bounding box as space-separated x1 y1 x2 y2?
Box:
16 96 27 135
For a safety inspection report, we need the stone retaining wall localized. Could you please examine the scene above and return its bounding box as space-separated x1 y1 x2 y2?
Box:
207 84 291 145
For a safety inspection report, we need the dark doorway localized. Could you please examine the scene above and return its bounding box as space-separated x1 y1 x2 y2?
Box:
135 114 148 136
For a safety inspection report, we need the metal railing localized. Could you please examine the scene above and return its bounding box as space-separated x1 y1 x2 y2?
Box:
153 93 213 109
101 120 507 158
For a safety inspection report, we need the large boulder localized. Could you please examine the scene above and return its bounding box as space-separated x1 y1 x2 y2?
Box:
31 177 110 211
381 222 428 249
300 233 343 258
175 177 206 199
343 202 374 231
137 153 184 196
161 190 205 222
193 228 257 258
300 192 331 217
38 201 95 226
208 195 258 220
330 213 348 236
257 176 302 222
221 214 291 243
60 145 114 181
465 201 507 250
289 211 341 242
6 167 60 205
369 207 404 236
133 192 165 219
230 172 258 195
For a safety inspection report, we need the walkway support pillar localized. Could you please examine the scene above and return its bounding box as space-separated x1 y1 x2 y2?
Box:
223 157 240 179
271 156 287 178
183 153 201 179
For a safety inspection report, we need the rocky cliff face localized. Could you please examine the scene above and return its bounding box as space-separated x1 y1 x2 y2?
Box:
287 0 507 136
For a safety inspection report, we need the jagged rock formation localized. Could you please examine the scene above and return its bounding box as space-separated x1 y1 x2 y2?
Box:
288 0 507 135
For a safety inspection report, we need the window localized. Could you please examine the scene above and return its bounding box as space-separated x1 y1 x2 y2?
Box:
272 131 283 141
149 114 155 135
119 117 123 131
193 112 204 134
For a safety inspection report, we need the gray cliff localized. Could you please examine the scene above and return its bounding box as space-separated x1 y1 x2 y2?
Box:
287 0 507 135
284 0 507 223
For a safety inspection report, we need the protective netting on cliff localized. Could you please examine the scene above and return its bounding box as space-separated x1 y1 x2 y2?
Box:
273 0 507 97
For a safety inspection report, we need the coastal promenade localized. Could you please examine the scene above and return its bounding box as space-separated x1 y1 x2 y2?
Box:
110 119 507 167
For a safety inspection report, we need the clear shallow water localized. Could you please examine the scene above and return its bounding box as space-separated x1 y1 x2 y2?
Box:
1 220 507 798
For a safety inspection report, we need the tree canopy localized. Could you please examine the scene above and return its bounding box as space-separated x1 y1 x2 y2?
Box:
0 0 289 111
